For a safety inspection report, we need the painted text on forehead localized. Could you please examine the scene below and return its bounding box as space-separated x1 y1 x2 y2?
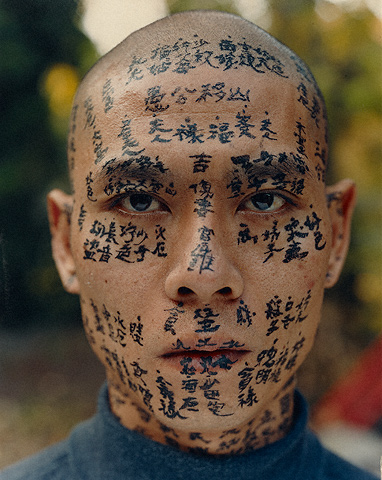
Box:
85 148 318 212
72 111 326 192
94 69 325 131
72 21 326 120
71 78 327 190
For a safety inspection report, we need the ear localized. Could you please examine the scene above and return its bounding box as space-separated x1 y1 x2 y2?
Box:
324 179 356 288
47 189 80 294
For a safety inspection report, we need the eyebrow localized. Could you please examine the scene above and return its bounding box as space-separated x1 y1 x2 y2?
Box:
226 152 316 183
91 151 315 194
93 156 174 187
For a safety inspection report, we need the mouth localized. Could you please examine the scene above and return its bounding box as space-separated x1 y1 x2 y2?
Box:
160 349 250 374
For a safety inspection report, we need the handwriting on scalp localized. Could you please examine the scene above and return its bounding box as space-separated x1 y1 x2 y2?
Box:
126 35 289 85
102 78 115 113
144 83 251 112
84 97 109 164
293 57 325 126
68 104 78 176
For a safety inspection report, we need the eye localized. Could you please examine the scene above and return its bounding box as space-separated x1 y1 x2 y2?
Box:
242 192 287 212
118 193 162 213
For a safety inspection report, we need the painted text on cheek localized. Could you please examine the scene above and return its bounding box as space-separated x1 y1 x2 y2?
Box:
237 336 306 407
82 221 167 264
237 212 327 263
265 290 312 336
88 300 138 348
101 346 154 411
236 300 256 327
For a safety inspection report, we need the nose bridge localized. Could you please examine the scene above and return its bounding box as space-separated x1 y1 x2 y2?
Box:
164 214 244 303
188 222 216 274
181 212 227 273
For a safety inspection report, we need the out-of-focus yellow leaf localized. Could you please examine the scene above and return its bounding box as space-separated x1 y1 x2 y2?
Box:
355 273 382 304
42 63 79 119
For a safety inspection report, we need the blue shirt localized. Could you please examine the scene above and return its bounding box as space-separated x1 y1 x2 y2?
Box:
0 384 378 480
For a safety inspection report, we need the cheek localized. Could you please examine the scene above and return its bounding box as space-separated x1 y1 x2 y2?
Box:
235 213 331 349
79 294 148 392
71 215 169 297
236 209 332 291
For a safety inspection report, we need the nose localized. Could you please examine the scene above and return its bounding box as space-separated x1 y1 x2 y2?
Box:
164 223 244 304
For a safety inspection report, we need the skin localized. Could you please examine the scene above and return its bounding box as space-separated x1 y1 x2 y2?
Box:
47 11 356 454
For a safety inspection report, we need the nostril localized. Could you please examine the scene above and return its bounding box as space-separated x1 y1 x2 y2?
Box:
218 286 232 296
178 286 194 295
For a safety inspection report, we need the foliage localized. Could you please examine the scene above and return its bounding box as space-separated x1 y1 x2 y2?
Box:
167 0 238 14
0 0 98 328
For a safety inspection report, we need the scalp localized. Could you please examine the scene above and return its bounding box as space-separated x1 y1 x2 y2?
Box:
75 10 320 102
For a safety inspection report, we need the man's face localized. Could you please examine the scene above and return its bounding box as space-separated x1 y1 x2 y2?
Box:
60 58 341 441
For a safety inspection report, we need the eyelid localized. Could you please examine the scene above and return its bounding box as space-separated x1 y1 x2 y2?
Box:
108 191 169 214
238 190 297 213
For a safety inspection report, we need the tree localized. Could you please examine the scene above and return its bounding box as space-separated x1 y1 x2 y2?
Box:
0 0 98 328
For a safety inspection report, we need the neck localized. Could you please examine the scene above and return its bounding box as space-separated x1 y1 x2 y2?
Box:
107 377 296 455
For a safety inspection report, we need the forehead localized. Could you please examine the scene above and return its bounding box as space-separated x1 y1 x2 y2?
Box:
70 34 327 184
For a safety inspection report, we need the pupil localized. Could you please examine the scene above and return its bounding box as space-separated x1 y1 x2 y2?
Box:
130 193 153 211
252 193 274 210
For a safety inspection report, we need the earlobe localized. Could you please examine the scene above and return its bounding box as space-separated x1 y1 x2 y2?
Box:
324 179 357 288
47 189 80 294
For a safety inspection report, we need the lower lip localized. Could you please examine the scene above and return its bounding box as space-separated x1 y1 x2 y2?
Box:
160 350 249 374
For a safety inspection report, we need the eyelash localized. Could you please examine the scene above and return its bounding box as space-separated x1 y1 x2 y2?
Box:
109 192 169 215
238 190 297 214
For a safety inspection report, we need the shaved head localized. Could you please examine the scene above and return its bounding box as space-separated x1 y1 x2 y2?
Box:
70 11 327 165
80 11 319 85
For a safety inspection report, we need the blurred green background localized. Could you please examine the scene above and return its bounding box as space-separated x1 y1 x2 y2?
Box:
0 0 381 467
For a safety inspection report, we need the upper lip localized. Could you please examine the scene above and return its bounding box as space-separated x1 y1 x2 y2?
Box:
159 337 250 357
161 349 250 359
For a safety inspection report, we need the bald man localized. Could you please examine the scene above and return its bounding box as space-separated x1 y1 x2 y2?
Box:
1 11 377 480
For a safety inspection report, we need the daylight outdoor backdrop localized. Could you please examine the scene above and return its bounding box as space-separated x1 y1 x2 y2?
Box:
0 0 381 469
